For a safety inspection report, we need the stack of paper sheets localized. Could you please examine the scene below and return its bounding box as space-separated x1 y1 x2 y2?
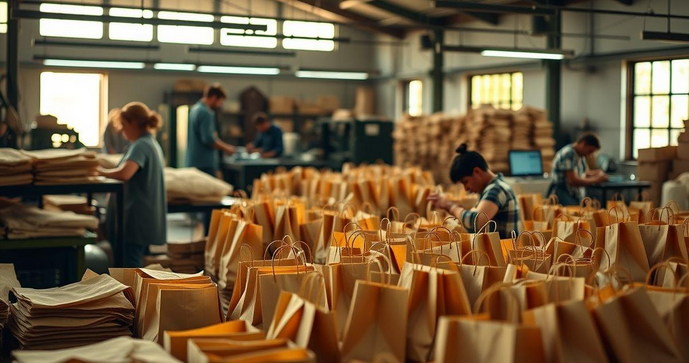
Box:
165 167 233 203
132 269 224 344
12 336 181 363
0 148 33 186
0 200 98 239
463 107 512 173
43 195 95 215
0 264 21 350
144 240 206 274
22 149 101 185
9 273 135 350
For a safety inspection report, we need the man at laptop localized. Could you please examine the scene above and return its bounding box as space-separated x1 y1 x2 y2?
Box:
547 133 608 205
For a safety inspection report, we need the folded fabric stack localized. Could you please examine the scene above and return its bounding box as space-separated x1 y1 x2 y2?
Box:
0 201 98 239
0 148 33 186
22 149 101 185
144 240 206 274
165 167 233 203
9 273 135 350
12 336 181 363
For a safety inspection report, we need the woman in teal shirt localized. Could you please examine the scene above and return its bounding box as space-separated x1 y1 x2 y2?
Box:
99 102 167 267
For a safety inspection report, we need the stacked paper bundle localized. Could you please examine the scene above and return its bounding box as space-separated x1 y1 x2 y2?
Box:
0 264 20 350
0 200 98 239
42 195 95 216
463 107 512 173
527 107 556 172
144 240 206 274
13 336 181 363
9 273 135 350
22 149 101 185
165 168 233 203
511 112 533 150
0 148 33 186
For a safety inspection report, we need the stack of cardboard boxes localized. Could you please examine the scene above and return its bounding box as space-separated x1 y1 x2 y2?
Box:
670 120 689 179
637 146 676 205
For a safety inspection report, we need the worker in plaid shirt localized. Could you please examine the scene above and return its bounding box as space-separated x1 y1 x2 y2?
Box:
428 144 520 239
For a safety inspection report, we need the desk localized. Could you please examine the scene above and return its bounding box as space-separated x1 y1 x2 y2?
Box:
587 181 652 202
168 196 237 214
0 180 126 267
222 158 332 195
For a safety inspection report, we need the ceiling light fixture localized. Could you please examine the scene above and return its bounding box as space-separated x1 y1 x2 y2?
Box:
295 70 369 80
153 63 196 71
197 65 281 75
42 58 146 69
431 44 574 60
481 50 566 60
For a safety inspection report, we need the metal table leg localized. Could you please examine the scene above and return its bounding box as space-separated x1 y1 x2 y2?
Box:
115 189 125 267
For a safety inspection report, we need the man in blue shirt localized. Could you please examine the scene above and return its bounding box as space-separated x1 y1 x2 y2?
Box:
186 84 235 176
548 133 608 205
246 112 284 158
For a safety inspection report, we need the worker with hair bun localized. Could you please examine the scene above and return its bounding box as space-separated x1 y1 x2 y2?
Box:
98 102 167 267
428 143 520 238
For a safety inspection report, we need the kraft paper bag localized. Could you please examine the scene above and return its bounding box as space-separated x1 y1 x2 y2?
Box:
552 217 592 243
340 279 409 363
646 289 689 361
163 320 264 361
591 287 683 363
604 221 650 282
209 212 236 279
204 209 226 278
228 259 300 319
389 178 414 218
187 339 315 363
218 219 263 291
259 268 326 328
252 201 275 246
398 263 471 362
524 270 586 302
522 300 608 363
639 222 688 268
471 222 507 267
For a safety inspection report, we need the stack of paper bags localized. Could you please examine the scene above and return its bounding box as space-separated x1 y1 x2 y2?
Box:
164 320 264 361
0 264 20 350
161 240 205 274
9 273 135 350
42 195 95 215
0 148 33 186
13 336 181 363
0 199 98 239
165 167 233 203
511 113 533 150
187 338 315 363
132 268 224 344
22 149 101 185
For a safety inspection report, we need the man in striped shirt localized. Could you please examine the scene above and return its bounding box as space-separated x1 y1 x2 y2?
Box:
428 144 520 239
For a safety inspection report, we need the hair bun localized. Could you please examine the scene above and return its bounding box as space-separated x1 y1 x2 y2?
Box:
455 143 468 154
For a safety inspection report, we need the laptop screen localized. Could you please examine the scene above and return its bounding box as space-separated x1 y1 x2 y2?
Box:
509 150 543 177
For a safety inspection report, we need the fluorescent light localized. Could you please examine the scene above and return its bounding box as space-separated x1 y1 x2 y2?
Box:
43 58 146 69
197 65 280 75
481 50 565 60
296 70 368 80
154 63 196 71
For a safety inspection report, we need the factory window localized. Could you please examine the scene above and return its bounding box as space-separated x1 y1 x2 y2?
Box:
629 59 688 159
39 3 104 39
403 80 423 117
157 11 214 45
108 8 154 42
0 2 7 33
221 16 277 48
40 72 106 147
283 21 335 51
469 72 523 111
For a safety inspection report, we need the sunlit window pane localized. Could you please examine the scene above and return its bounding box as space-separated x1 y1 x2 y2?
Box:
0 2 7 34
634 129 651 158
512 72 523 103
109 8 153 42
634 62 651 95
283 21 335 51
408 80 423 117
672 59 689 94
157 11 214 45
40 72 104 147
634 96 651 127
671 95 688 128
651 96 669 128
221 16 277 48
470 72 523 110
651 129 669 148
471 76 481 108
652 61 670 94
671 129 681 146
40 3 103 39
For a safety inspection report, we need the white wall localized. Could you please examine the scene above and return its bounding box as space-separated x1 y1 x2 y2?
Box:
373 0 689 160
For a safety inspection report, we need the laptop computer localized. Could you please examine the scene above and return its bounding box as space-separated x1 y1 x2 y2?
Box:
509 150 544 179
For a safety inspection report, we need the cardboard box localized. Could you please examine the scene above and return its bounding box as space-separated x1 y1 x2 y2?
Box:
637 146 677 162
354 86 376 116
637 161 671 181
317 95 341 112
673 158 689 174
678 142 689 160
296 101 323 115
269 96 295 114
678 132 689 143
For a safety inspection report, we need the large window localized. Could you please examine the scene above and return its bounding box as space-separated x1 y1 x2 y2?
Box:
283 21 335 51
109 8 154 42
40 72 106 147
157 11 214 45
221 16 277 48
629 59 688 159
39 3 103 39
470 72 523 111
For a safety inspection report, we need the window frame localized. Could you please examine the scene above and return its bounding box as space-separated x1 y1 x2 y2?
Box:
467 71 523 111
626 56 689 160
282 20 336 52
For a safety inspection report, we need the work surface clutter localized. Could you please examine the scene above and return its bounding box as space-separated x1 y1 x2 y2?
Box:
0 167 688 363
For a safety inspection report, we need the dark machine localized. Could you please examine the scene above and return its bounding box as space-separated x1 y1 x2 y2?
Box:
320 118 393 165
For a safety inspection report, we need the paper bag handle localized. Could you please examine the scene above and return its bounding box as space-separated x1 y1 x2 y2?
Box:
360 201 376 216
365 252 392 286
473 282 521 323
574 228 595 250
386 207 400 222
239 244 254 267
264 240 290 261
232 190 249 199
299 271 326 306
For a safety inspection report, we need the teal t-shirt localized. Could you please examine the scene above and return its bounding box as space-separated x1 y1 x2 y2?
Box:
186 101 218 170
119 132 167 245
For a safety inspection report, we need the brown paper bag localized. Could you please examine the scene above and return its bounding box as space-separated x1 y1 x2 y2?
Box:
604 218 650 283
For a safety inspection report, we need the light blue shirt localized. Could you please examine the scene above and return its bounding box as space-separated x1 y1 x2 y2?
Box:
186 101 218 170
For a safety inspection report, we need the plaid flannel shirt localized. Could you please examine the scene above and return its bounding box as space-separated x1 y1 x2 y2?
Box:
551 143 587 200
461 173 520 239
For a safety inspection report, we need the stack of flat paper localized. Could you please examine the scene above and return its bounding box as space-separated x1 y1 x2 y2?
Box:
96 153 123 169
165 167 233 203
0 201 98 239
187 338 315 363
9 273 135 350
511 113 533 150
0 264 21 350
132 269 224 343
43 195 95 215
0 148 33 186
464 107 512 173
22 149 101 185
145 240 206 274
164 320 264 361
13 336 181 363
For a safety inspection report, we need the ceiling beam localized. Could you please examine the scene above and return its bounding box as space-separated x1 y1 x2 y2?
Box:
278 0 405 39
615 0 634 4
366 0 498 26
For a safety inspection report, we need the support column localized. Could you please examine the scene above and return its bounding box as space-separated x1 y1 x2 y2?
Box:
431 29 444 113
7 0 19 109
545 11 562 148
